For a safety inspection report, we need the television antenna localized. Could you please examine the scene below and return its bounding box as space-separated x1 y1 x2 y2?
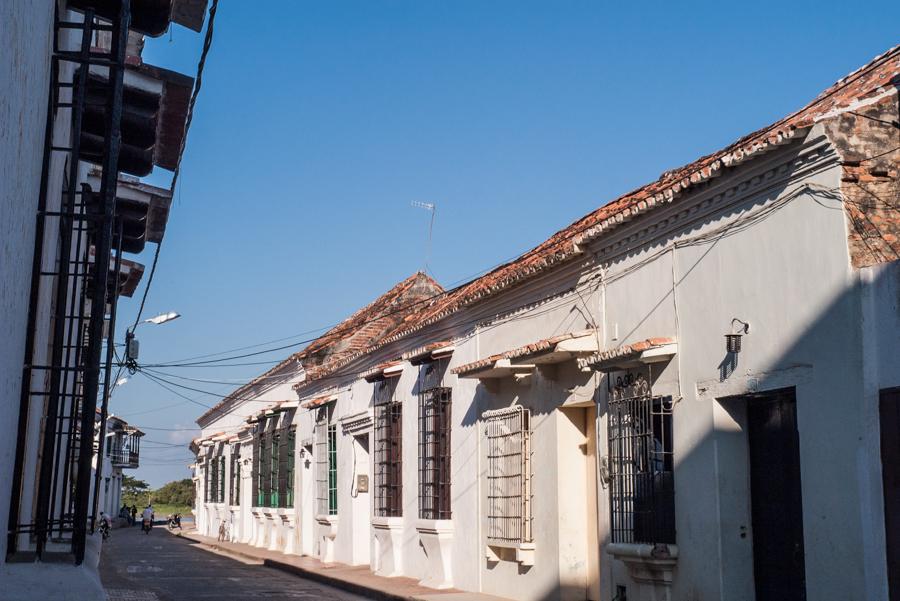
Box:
411 201 436 273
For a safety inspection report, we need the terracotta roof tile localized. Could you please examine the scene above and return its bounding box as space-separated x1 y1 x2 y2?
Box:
351 45 900 357
197 272 442 424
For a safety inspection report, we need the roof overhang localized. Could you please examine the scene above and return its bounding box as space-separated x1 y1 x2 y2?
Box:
404 342 456 365
453 356 535 380
87 170 173 252
103 252 145 297
301 395 337 410
68 0 208 37
506 329 601 366
363 360 405 383
78 62 193 177
577 338 678 373
452 330 601 379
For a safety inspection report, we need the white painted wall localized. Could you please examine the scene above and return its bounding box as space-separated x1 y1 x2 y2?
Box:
0 0 56 562
191 128 896 601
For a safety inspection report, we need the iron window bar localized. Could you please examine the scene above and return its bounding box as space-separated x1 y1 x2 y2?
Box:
606 371 676 545
7 1 132 565
418 357 452 520
315 405 338 516
484 405 532 545
374 379 402 518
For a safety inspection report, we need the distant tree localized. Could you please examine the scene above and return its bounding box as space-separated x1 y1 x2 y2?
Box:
122 475 151 506
153 479 195 506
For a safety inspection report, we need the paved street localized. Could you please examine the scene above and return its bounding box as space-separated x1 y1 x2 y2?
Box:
100 525 372 601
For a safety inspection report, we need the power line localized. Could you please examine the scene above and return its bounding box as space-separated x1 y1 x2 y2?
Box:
129 0 219 330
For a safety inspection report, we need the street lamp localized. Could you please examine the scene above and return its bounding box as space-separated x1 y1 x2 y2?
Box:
125 311 181 370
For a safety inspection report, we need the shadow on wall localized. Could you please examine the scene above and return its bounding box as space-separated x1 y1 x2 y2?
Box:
667 261 899 601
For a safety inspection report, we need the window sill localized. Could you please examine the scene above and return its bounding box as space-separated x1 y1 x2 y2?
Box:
371 516 403 530
607 543 678 586
485 541 535 566
315 514 339 526
415 519 453 535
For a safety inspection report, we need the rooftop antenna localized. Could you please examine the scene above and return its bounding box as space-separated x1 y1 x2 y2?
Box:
411 201 436 273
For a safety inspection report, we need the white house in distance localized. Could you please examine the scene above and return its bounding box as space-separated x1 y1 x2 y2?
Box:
193 46 900 601
97 415 145 521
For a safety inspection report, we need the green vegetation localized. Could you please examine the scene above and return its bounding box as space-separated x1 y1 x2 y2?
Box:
121 477 195 514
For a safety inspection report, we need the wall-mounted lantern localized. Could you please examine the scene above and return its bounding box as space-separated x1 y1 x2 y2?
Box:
726 318 750 353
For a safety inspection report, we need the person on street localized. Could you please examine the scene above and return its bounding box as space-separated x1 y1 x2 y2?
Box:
141 504 154 534
131 505 137 527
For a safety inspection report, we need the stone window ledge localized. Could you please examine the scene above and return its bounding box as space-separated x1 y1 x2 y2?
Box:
371 516 404 530
607 543 678 586
315 514 339 527
485 541 535 566
415 519 453 535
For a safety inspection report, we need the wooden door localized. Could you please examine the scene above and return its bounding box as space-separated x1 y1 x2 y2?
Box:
747 388 806 601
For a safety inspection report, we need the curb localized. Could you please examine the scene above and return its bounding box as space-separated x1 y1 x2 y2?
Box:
171 530 415 601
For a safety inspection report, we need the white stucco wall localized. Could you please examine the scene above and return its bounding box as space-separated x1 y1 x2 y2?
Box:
0 0 55 562
191 127 895 601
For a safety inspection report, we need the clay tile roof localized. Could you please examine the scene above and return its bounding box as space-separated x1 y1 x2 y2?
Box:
577 337 677 371
301 395 335 410
452 353 507 376
197 272 443 425
347 45 900 358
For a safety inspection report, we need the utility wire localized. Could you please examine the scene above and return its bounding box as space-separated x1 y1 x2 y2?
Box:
129 0 219 330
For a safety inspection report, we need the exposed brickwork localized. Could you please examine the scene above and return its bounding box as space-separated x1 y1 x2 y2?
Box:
821 91 900 268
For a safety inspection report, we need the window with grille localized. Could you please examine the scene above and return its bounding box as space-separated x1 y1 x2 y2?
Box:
607 373 675 545
270 431 280 508
286 429 296 507
230 448 241 506
419 359 451 520
316 405 338 516
255 431 269 507
484 406 532 545
218 456 226 503
204 461 210 503
374 378 402 517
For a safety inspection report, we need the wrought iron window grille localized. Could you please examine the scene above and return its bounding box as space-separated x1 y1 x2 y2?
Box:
418 358 452 520
484 405 533 545
374 378 402 517
315 404 338 516
607 371 676 545
7 2 133 565
229 447 241 506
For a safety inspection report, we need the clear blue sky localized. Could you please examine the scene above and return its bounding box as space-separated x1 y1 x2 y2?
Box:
116 0 899 487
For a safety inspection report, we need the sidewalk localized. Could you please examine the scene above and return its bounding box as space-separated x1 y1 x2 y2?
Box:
172 527 513 601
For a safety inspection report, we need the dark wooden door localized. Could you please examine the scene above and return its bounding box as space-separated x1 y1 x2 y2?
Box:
748 388 807 601
880 388 900 600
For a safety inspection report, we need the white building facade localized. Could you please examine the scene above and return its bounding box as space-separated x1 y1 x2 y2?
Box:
1 1 207 599
193 47 900 601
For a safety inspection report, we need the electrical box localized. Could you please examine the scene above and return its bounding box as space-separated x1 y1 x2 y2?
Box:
356 474 369 493
126 336 140 361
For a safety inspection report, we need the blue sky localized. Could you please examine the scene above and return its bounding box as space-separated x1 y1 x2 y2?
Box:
117 1 900 487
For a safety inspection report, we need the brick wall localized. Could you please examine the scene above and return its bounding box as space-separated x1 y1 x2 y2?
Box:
822 90 900 268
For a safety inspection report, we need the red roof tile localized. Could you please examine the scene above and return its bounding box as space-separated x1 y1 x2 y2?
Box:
197 272 443 424
342 45 900 360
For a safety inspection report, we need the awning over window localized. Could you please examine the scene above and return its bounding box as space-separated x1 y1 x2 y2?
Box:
77 62 193 176
403 341 455 365
362 360 404 383
68 0 209 37
108 254 145 297
300 395 337 410
87 170 173 254
577 337 677 373
452 329 601 380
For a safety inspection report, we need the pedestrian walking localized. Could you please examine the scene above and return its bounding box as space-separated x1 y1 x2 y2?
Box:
131 505 137 527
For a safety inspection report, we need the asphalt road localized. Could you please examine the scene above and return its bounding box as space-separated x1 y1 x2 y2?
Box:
100 524 373 601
